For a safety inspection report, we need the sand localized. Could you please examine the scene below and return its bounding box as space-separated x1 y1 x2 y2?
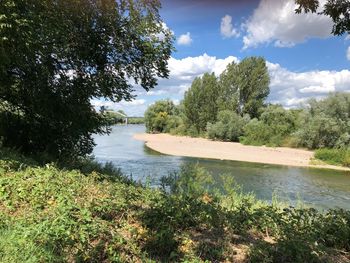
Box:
134 133 350 171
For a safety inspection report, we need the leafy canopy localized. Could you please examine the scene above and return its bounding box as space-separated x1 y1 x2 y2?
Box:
0 0 173 159
295 0 350 36
183 73 219 133
216 57 270 120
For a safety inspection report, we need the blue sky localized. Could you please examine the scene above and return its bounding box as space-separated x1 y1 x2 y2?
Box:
93 0 350 116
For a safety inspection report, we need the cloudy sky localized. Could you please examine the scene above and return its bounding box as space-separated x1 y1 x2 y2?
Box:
93 0 350 116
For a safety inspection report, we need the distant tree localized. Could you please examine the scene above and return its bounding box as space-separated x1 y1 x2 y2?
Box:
0 0 173 159
144 100 178 133
218 57 270 118
183 73 219 132
295 0 350 35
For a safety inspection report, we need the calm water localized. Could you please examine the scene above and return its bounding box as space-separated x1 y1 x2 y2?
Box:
93 125 350 210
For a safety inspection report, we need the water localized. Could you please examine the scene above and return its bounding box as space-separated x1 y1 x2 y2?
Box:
93 125 350 210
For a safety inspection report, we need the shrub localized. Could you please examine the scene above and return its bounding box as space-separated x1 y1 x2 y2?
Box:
241 105 298 146
296 93 350 149
314 148 350 167
207 110 249 142
1 150 349 262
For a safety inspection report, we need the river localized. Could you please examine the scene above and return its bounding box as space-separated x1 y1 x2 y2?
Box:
93 125 350 210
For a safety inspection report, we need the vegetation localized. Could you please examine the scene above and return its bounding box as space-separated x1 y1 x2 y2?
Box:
183 73 219 133
218 57 270 118
0 0 173 160
145 62 350 166
144 99 183 133
295 0 350 36
241 105 299 147
315 148 350 167
207 110 250 142
0 150 349 262
296 93 350 149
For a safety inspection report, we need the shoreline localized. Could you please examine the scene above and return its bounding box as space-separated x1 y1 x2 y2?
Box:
134 133 350 171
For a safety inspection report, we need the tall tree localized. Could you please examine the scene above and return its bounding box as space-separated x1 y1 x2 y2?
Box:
0 0 173 159
295 0 350 35
236 57 270 118
217 62 239 113
183 73 218 132
218 57 270 118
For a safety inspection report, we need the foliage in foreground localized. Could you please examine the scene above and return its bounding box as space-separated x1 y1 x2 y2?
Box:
0 0 172 159
0 151 349 262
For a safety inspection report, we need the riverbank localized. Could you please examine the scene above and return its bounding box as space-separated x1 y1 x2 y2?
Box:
134 133 350 171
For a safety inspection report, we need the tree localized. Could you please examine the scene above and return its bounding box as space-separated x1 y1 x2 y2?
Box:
295 0 350 35
144 100 178 133
235 57 270 118
207 110 250 142
218 57 270 118
217 62 240 113
183 73 219 133
0 0 173 159
241 105 298 146
296 92 350 149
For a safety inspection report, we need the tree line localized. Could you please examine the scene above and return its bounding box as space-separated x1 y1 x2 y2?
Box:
145 57 350 167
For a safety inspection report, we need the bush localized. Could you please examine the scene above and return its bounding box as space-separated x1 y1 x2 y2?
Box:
207 110 249 142
241 105 298 146
144 100 184 134
1 150 349 262
314 148 350 167
145 100 175 133
296 93 350 149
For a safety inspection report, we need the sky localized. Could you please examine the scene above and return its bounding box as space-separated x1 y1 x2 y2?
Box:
93 0 350 116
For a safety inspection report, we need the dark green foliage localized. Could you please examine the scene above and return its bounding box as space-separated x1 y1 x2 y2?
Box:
207 110 250 141
0 0 173 159
296 93 350 149
241 105 298 146
183 73 219 133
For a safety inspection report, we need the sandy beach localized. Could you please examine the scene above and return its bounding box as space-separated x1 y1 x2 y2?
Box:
134 133 350 171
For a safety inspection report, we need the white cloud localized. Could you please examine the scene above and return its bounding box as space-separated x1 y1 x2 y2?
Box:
267 62 350 108
120 99 145 106
347 46 350 60
220 15 239 38
131 54 239 114
243 0 333 49
177 32 193 46
93 54 350 116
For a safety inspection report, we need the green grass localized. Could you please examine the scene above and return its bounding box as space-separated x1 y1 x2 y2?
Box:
315 148 350 167
0 148 349 262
